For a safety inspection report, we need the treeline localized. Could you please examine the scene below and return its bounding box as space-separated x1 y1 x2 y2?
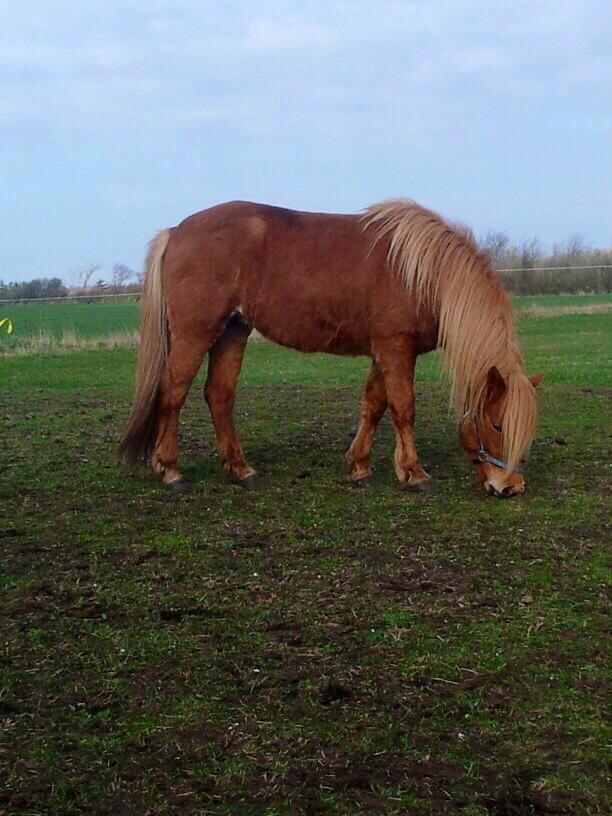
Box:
1 240 611 302
0 278 142 303
0 263 141 303
0 277 67 302
482 232 611 295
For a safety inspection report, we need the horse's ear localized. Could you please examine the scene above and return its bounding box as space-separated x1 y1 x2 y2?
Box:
486 366 506 401
529 372 543 388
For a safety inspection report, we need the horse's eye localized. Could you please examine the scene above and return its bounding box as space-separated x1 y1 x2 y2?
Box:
492 422 502 433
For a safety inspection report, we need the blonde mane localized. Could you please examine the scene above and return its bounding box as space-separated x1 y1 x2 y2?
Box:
362 199 537 471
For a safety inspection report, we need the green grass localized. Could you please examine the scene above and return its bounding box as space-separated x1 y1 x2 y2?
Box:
1 293 610 350
0 306 609 815
0 299 139 344
512 293 611 309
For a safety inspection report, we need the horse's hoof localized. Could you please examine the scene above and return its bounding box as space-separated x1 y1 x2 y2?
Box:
352 475 374 488
239 473 260 490
168 479 191 494
404 479 436 494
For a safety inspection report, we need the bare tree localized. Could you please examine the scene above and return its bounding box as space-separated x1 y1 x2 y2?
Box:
110 263 135 287
481 230 511 266
65 263 102 292
551 234 588 264
518 237 542 270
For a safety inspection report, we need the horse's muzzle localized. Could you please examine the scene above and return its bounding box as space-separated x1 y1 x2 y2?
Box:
485 481 524 498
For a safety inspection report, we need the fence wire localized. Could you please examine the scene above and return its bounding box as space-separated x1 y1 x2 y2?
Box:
1 265 612 303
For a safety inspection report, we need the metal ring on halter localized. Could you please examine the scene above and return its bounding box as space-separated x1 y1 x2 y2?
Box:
470 419 524 475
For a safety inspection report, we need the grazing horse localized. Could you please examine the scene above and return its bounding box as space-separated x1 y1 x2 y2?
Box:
118 199 541 498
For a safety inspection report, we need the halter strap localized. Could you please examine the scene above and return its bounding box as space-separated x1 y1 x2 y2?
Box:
470 419 523 474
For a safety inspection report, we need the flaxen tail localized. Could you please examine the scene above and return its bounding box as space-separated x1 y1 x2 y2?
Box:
117 228 171 464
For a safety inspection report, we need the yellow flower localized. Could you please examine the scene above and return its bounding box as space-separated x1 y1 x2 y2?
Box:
0 318 13 335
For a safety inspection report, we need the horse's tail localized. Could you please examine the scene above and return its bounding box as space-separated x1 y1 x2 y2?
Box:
117 228 172 464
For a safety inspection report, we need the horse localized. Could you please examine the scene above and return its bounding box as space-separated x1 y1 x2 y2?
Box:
118 199 541 498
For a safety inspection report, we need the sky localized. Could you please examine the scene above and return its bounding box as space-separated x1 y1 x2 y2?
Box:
1 1 610 282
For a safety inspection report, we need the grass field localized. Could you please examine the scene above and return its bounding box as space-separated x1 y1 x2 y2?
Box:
1 293 610 352
0 300 140 344
0 300 610 815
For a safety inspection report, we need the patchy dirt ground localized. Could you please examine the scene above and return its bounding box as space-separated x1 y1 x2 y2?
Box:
0 329 609 815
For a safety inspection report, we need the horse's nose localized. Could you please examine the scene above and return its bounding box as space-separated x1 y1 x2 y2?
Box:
486 483 516 499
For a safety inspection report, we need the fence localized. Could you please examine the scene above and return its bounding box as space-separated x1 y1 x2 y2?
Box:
1 265 612 303
496 265 612 296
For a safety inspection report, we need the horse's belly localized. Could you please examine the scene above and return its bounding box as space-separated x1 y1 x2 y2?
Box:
243 297 370 356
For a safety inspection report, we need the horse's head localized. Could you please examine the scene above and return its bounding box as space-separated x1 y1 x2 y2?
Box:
459 367 542 498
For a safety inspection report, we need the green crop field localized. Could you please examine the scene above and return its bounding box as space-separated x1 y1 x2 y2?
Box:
0 293 610 352
0 299 140 343
0 300 610 815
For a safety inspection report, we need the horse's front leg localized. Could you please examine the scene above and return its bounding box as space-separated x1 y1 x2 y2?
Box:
373 337 432 491
346 360 387 484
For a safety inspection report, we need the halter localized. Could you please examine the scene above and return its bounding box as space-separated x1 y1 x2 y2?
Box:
470 418 523 474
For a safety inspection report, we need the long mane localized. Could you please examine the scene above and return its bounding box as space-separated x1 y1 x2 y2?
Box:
362 198 537 471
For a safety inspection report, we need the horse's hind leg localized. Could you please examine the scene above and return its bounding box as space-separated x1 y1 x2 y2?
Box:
152 331 215 490
204 314 257 487
372 337 432 491
346 360 387 484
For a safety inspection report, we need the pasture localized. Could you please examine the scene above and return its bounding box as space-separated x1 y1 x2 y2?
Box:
1 293 611 353
0 299 140 345
0 298 610 815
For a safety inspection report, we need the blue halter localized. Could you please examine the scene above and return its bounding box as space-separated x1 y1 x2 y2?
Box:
470 419 524 474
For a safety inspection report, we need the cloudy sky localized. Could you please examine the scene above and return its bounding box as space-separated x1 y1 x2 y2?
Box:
1 1 610 282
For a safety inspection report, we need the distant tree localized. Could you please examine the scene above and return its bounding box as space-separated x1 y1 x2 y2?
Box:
43 277 67 298
481 230 511 266
18 279 43 299
519 237 542 270
550 234 588 264
65 263 101 291
110 263 135 287
13 278 67 301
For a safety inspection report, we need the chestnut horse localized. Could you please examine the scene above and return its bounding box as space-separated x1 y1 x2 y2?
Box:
118 199 541 497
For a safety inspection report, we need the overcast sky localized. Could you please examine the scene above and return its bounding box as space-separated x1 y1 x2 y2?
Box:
1 0 610 282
